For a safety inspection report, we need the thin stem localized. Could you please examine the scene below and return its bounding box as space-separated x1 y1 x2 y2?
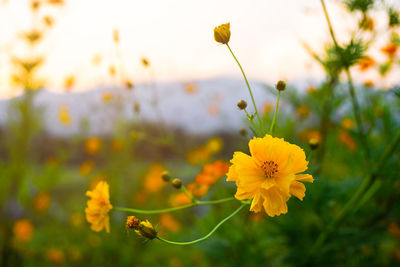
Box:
114 197 236 214
244 108 261 135
320 0 339 47
269 90 281 135
345 69 371 161
226 44 263 136
320 0 370 162
181 185 197 203
156 203 247 245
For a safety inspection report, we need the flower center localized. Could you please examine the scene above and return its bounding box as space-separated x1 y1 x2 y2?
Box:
261 160 278 178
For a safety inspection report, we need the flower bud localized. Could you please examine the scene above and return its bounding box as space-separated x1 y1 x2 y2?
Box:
214 23 231 44
237 100 247 110
141 58 150 68
308 138 319 150
171 178 182 189
161 171 171 182
276 80 286 91
135 220 157 240
239 128 247 136
125 80 133 89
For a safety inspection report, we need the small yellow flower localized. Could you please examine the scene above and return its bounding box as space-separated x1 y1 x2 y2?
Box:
102 92 113 102
227 135 313 216
214 23 231 44
85 181 112 233
58 106 71 126
79 160 95 176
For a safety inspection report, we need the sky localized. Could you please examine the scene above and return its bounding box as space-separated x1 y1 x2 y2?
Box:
0 0 399 98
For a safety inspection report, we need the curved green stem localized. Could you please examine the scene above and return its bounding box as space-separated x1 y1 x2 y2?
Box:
114 197 236 214
226 44 262 136
156 203 247 245
269 90 281 135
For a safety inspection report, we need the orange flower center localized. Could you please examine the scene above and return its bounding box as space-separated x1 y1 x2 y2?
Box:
261 160 278 178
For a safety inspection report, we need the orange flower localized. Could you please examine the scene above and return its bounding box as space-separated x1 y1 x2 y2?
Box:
208 105 219 116
133 191 148 204
339 130 356 152
113 29 119 43
307 86 316 94
195 159 229 185
381 43 398 57
63 75 75 89
357 57 375 71
227 135 313 216
85 181 112 233
85 136 102 155
13 219 34 242
184 83 197 94
143 163 167 193
109 66 116 76
79 160 95 176
298 129 322 143
186 182 210 198
33 192 51 212
388 222 400 239
45 249 65 264
363 80 375 87
262 102 273 115
296 105 310 119
160 213 181 233
170 192 192 207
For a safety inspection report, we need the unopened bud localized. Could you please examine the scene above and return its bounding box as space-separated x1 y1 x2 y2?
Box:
237 100 247 110
214 23 231 44
135 220 157 240
171 178 182 189
309 138 319 150
276 80 286 91
161 171 171 182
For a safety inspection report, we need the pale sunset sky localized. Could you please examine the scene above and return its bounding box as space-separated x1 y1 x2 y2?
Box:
0 0 398 98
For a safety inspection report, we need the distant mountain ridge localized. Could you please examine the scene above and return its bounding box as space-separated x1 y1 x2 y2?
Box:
0 77 277 136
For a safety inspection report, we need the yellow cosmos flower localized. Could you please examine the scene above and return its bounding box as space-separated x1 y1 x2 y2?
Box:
214 23 231 44
85 181 112 233
227 135 313 217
